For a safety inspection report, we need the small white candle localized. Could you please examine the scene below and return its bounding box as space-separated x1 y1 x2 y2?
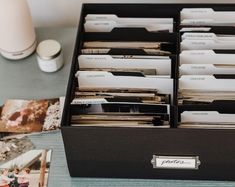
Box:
36 39 64 73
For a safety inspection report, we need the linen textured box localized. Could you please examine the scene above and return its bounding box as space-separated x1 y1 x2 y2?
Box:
61 4 235 181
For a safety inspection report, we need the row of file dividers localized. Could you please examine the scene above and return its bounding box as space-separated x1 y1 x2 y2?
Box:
64 19 235 128
73 28 179 128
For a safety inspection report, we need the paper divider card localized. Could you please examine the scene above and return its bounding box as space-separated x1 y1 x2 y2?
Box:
181 8 235 20
179 100 235 124
180 50 235 65
181 33 235 41
179 75 235 91
78 55 171 75
181 39 235 50
181 111 235 123
84 14 174 33
180 8 235 26
76 71 173 95
180 64 235 75
84 20 174 33
85 14 174 23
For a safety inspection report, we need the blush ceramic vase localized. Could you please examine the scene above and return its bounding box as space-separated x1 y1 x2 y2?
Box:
0 0 36 60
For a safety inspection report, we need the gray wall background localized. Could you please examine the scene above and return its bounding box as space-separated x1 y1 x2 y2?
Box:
27 0 235 27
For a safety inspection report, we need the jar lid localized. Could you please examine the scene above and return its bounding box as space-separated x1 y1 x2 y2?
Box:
36 40 61 60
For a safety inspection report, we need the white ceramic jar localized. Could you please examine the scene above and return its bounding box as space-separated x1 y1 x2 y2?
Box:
36 40 64 73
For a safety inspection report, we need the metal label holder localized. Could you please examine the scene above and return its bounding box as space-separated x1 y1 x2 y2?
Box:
151 155 201 170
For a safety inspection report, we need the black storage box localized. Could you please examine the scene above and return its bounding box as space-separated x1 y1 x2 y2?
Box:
61 3 235 181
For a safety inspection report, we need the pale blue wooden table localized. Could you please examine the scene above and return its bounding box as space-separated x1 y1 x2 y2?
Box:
1 27 235 187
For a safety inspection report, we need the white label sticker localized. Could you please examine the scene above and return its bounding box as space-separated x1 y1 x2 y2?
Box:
152 156 200 169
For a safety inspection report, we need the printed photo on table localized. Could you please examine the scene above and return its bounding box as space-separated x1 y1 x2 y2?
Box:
0 136 35 165
0 149 52 187
0 98 64 133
